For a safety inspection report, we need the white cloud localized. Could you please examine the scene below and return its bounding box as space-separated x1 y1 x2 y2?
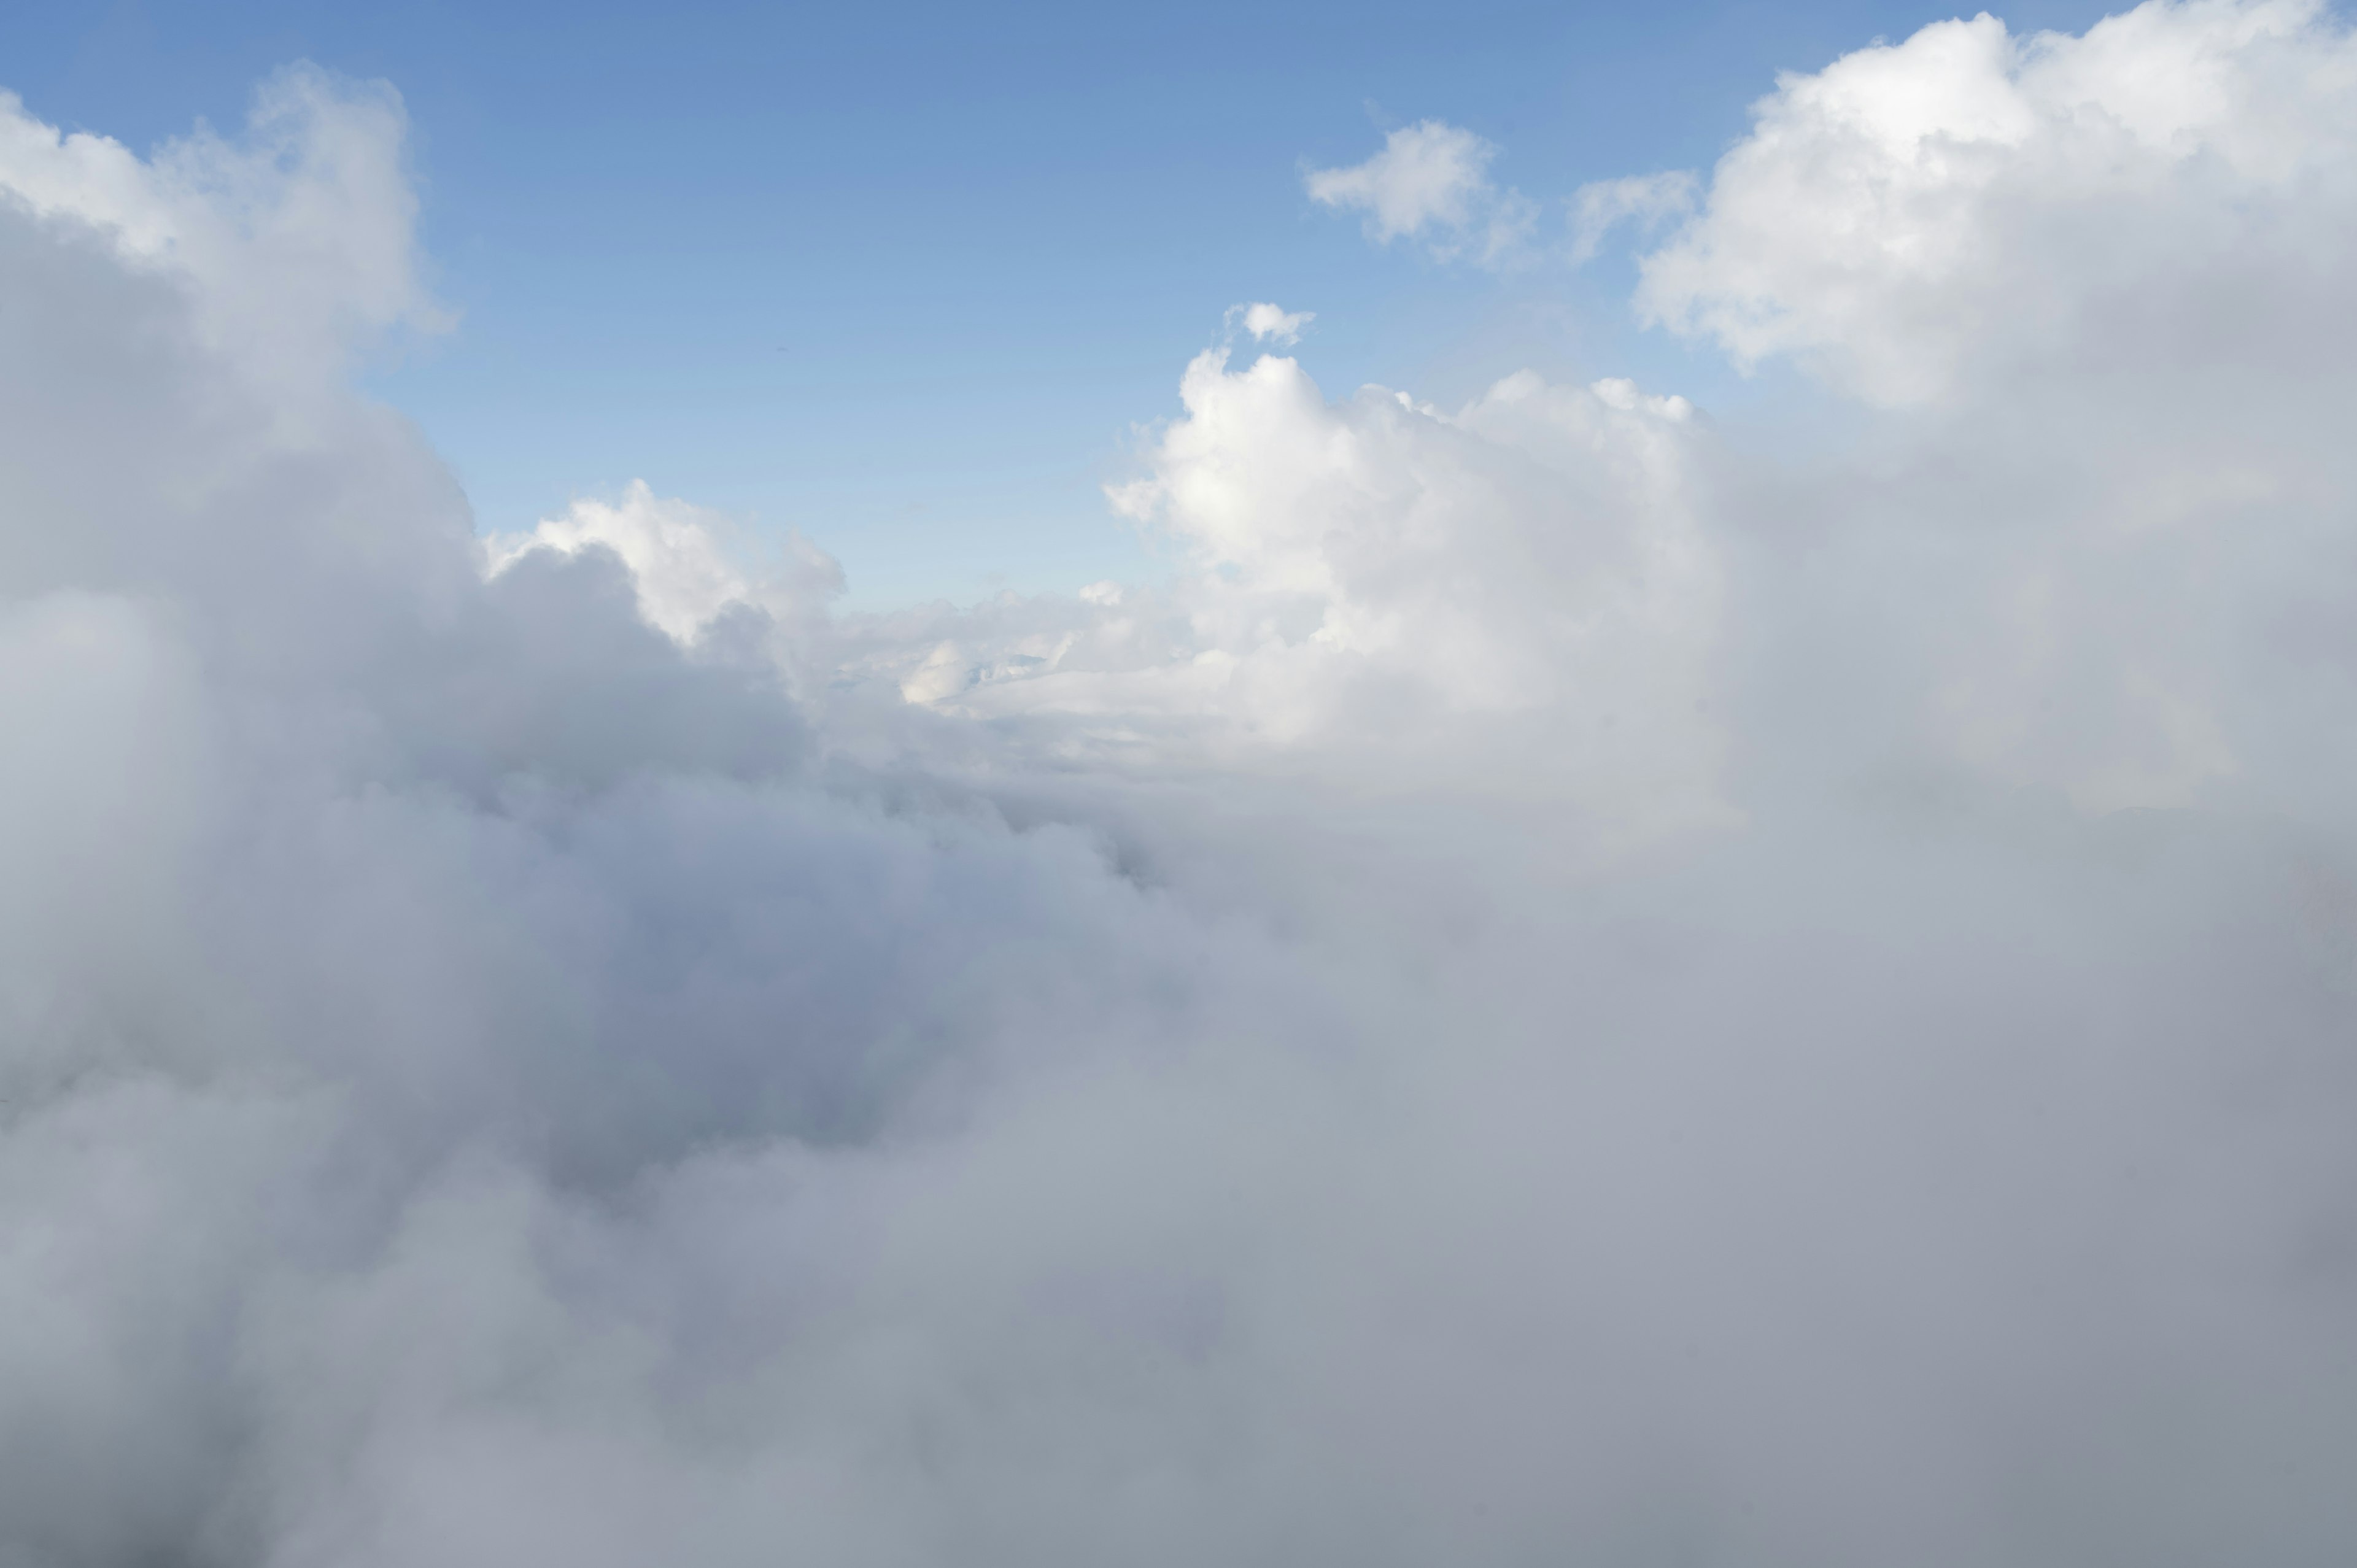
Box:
8 10 2357 1565
830 339 1724 843
1305 120 1490 239
1305 118 1536 263
484 480 842 645
1078 350 1720 828
1606 0 2357 814
0 66 444 395
1636 0 2357 404
1568 170 1696 263
1232 301 1314 344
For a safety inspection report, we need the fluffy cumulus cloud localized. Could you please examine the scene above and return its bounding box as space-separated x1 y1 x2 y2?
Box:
0 65 440 390
483 481 842 646
1624 0 2357 817
1305 118 1536 263
1638 0 2357 404
7 6 2357 1565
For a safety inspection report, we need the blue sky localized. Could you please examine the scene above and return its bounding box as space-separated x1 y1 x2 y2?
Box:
11 0 2112 605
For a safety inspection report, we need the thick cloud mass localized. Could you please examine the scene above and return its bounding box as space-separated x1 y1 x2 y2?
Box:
1639 0 2357 404
4 9 2357 1565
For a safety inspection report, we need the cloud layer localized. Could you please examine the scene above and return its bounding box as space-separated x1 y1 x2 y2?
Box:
5 6 2357 1564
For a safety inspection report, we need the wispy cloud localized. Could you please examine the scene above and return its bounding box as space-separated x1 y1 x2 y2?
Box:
1304 118 1535 265
1568 169 1697 263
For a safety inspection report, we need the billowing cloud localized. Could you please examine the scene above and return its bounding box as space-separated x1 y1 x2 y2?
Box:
1636 0 2357 404
484 480 842 645
7 7 2357 1566
0 64 442 391
1305 118 1536 263
815 348 1725 844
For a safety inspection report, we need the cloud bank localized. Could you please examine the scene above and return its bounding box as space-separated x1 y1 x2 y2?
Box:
5 6 2357 1564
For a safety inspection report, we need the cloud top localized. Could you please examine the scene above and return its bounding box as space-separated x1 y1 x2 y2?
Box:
0 64 443 391
484 481 842 645
1636 0 2357 403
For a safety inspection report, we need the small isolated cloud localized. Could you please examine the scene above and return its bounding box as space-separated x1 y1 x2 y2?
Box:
1230 301 1314 345
1569 171 1697 263
1305 119 1535 265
